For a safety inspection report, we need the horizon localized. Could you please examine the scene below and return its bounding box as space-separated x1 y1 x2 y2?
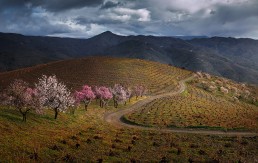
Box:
0 0 258 39
1 30 258 40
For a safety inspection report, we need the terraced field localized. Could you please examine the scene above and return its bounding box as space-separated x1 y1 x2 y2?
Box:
0 57 191 94
124 85 258 131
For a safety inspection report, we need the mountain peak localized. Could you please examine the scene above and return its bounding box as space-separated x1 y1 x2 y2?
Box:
99 31 117 36
91 31 120 41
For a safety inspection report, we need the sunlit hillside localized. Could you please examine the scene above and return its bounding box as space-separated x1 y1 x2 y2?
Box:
0 57 191 94
0 57 257 162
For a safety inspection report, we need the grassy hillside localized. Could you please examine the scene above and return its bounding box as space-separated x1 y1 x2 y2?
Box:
124 85 258 131
0 57 257 162
0 57 192 94
0 100 257 162
124 72 258 131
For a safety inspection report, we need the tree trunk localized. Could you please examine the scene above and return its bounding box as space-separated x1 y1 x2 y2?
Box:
22 113 26 122
54 108 58 119
101 101 104 108
84 101 90 111
114 99 118 108
19 108 29 122
113 98 116 107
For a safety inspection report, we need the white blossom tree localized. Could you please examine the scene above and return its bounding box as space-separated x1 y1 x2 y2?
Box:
110 84 127 108
35 75 74 119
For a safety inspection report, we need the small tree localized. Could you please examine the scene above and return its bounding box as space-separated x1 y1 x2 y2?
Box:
95 86 113 108
134 85 147 99
125 87 132 104
111 84 127 108
74 85 95 111
0 91 11 106
7 80 39 122
35 75 74 119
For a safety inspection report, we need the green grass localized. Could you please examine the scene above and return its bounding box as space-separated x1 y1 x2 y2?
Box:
181 89 189 97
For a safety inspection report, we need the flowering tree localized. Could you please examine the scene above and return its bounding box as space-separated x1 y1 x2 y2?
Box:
74 85 95 111
94 86 113 108
111 84 127 108
0 91 11 106
125 87 132 104
7 80 39 122
134 85 147 99
35 75 74 119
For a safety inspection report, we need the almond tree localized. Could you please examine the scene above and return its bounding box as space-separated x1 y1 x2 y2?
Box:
95 86 113 108
134 85 147 99
74 85 95 111
125 87 132 104
35 75 74 119
0 91 11 106
111 84 127 108
7 80 39 122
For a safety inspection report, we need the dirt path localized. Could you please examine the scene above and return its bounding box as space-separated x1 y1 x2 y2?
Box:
104 75 258 137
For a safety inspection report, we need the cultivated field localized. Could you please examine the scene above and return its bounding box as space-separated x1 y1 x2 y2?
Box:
124 85 258 131
0 100 257 162
0 57 191 94
0 57 257 162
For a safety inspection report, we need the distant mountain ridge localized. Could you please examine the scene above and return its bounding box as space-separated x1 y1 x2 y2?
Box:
0 31 258 84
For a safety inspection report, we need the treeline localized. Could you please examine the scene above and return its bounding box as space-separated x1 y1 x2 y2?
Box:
0 75 147 122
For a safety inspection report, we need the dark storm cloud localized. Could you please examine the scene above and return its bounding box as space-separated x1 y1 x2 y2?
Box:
0 0 258 38
211 1 258 23
174 0 258 37
100 1 122 10
0 0 104 11
34 0 104 12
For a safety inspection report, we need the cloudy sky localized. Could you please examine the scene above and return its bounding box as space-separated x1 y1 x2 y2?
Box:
0 0 258 38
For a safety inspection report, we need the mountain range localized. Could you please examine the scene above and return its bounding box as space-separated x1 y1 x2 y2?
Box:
0 31 258 84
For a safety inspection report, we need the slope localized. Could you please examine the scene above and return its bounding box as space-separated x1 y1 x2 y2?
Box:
0 57 192 94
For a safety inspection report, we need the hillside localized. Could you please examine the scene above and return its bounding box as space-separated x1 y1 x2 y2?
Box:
1 32 258 84
0 57 258 162
0 57 192 94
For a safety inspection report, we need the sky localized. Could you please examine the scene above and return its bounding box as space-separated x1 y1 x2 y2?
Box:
0 0 258 39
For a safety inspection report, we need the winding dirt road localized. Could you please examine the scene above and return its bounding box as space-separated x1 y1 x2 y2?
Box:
104 75 258 137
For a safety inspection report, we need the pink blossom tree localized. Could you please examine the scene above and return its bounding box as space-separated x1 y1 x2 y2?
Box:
74 85 95 111
134 85 147 99
35 75 75 119
111 84 127 108
7 79 39 122
95 86 113 108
